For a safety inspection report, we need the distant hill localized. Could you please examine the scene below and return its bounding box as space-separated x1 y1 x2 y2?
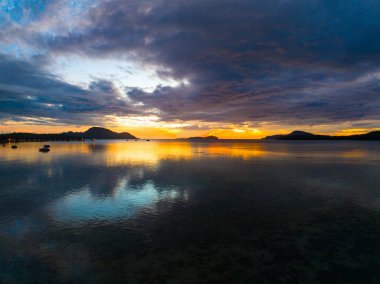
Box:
264 130 380 140
0 127 137 142
177 136 219 141
340 131 380 140
287 131 314 137
188 136 218 141
65 127 137 139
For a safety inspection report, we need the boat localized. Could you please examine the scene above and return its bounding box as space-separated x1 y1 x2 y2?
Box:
11 145 17 149
39 144 51 152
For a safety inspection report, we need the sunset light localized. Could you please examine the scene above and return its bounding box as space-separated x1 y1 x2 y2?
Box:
1 1 380 283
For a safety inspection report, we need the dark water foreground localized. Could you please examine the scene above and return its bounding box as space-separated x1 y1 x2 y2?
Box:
1 140 380 283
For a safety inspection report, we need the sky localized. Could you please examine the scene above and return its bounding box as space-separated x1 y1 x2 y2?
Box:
1 0 380 138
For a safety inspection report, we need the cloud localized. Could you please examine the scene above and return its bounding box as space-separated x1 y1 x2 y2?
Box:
1 0 380 128
0 53 143 125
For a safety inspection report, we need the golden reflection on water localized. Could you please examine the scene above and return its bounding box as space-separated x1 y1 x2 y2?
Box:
102 141 284 166
0 140 277 165
341 150 371 159
0 142 93 163
104 141 195 166
204 143 270 159
1 140 378 166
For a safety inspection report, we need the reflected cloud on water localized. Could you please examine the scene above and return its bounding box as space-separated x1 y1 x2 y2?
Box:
1 140 380 282
48 179 182 223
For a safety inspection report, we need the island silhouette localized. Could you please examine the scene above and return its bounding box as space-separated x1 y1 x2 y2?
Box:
0 127 137 142
64 127 137 140
264 130 380 140
176 136 219 141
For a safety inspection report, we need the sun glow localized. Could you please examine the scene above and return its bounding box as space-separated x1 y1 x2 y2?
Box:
1 116 380 139
205 128 264 139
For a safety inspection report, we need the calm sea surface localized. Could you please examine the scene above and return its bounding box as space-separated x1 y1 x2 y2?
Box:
1 140 380 283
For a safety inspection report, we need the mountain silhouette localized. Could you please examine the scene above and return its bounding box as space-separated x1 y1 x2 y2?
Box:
66 127 137 139
188 136 219 141
264 130 380 140
176 136 219 141
0 127 138 142
288 131 314 136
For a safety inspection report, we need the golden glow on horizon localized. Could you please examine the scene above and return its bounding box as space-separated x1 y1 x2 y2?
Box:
205 128 265 139
1 120 380 139
335 128 380 136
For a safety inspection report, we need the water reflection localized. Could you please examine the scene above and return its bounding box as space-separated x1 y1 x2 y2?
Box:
2 140 379 166
1 140 380 283
49 179 180 223
104 141 196 166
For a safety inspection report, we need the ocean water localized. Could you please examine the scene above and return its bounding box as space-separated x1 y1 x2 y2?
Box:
0 140 380 283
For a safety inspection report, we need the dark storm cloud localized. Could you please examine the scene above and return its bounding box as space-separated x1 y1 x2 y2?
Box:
0 53 142 125
2 0 380 126
33 0 380 125
127 73 380 124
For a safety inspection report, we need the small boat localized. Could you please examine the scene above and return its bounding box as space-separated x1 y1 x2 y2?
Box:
146 139 150 141
39 147 50 152
43 145 51 148
11 145 17 149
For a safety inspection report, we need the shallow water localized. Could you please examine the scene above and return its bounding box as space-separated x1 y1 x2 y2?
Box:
1 140 380 283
